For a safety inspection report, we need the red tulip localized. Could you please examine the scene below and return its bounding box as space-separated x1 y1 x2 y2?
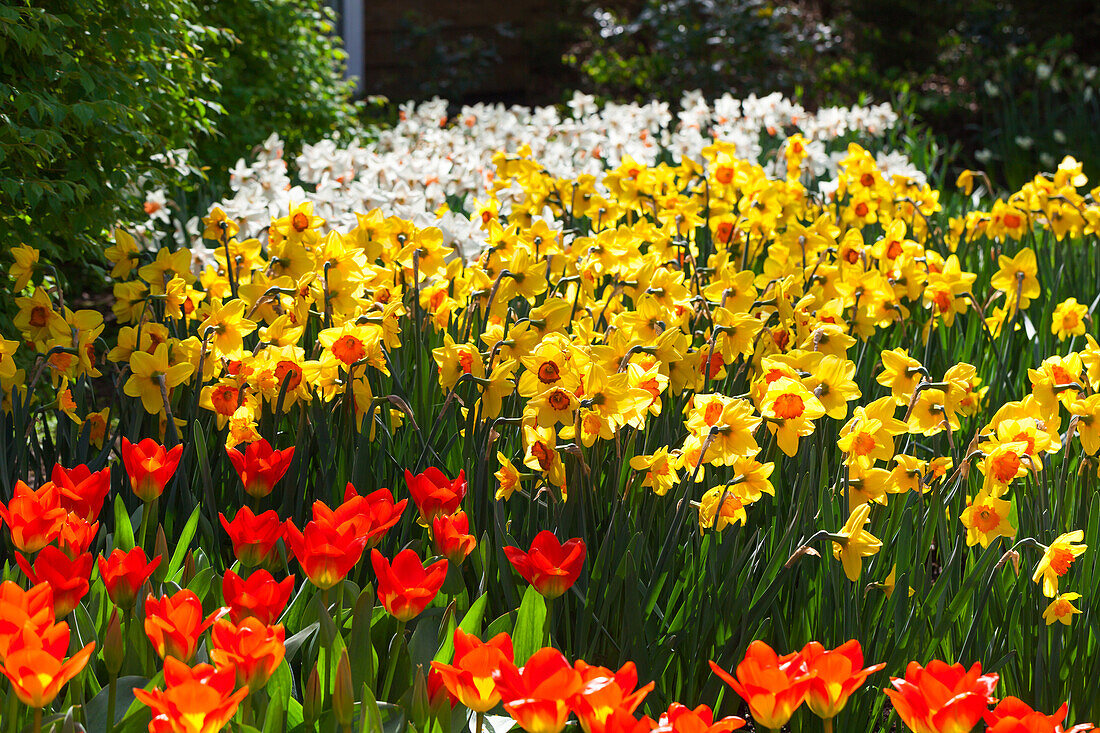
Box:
134 656 248 732
284 517 368 590
884 660 999 733
16 546 92 618
800 639 884 720
405 467 467 524
56 513 99 558
654 703 746 733
98 547 162 609
222 569 294 626
144 589 226 661
210 617 286 692
433 510 477 566
493 647 584 733
330 483 407 548
219 507 284 567
984 698 1069 733
226 439 295 498
428 666 459 708
0 480 65 553
572 661 654 733
709 641 811 731
51 463 111 521
371 548 447 621
120 437 183 502
504 531 586 599
431 628 515 712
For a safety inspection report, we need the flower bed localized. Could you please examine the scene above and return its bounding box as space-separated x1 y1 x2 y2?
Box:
2 104 1100 732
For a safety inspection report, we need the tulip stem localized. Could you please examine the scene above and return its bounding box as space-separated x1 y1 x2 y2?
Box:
4 689 17 733
137 499 151 553
106 674 118 733
823 719 833 733
476 712 485 733
32 709 42 733
543 596 554 647
380 620 406 701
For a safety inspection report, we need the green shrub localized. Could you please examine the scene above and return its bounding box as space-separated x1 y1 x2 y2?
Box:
565 0 846 104
195 0 361 183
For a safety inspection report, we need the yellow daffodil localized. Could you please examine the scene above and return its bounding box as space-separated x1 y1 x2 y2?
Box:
831 503 882 581
124 343 195 415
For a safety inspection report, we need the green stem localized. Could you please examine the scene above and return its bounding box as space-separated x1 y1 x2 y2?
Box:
4 689 18 733
824 718 833 733
106 674 118 733
380 620 406 701
476 712 485 733
137 499 152 553
32 708 42 733
543 596 554 647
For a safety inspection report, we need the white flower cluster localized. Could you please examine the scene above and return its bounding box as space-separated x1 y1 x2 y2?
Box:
156 91 920 265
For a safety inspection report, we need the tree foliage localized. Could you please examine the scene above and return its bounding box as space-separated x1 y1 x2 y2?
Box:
0 1 226 262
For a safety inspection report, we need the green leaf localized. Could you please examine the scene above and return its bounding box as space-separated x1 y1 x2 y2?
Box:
84 676 148 731
434 592 489 664
511 585 546 664
167 503 201 581
113 493 135 551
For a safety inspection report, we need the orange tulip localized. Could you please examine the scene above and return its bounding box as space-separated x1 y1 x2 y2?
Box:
431 628 515 712
493 647 583 733
884 660 998 733
225 439 295 498
0 581 54 659
52 463 111 521
602 709 657 733
144 589 226 661
0 480 65 553
134 656 248 733
709 641 811 731
15 545 92 618
654 703 746 733
371 548 447 621
210 617 286 692
572 661 655 733
0 620 94 708
222 568 295 626
800 639 884 720
120 437 183 502
983 697 1069 733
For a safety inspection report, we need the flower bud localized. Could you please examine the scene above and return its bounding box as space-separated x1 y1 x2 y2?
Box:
103 609 124 676
334 649 354 727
